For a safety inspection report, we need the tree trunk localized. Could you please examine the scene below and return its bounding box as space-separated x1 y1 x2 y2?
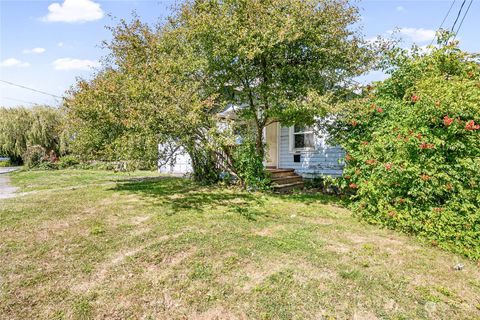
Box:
255 124 264 160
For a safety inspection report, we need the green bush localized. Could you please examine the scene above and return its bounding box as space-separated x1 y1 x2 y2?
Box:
332 42 480 260
232 138 271 190
23 145 59 169
23 145 48 168
304 176 341 195
0 159 11 167
57 155 81 169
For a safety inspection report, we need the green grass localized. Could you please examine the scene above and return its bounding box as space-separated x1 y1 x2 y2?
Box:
1 169 479 319
0 160 11 167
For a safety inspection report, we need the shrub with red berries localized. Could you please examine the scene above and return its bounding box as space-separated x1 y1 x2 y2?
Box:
329 41 480 260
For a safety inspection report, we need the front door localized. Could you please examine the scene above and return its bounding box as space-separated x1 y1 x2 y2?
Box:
265 122 278 168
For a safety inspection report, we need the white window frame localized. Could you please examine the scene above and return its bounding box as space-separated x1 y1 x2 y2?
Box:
289 125 316 153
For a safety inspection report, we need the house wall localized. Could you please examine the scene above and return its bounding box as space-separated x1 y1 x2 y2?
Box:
157 126 345 177
157 144 192 175
278 126 344 177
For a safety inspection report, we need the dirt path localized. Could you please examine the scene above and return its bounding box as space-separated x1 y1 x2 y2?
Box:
0 167 19 199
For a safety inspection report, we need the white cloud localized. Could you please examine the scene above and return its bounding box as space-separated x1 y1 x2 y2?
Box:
397 28 435 43
42 0 104 23
396 6 406 13
23 47 46 54
366 36 378 45
416 44 440 54
57 42 64 47
53 58 100 70
0 58 30 68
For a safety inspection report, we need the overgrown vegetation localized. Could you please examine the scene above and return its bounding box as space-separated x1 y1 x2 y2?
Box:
65 0 373 187
331 37 480 260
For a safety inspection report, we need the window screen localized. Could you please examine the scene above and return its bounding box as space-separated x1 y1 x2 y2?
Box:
293 126 315 149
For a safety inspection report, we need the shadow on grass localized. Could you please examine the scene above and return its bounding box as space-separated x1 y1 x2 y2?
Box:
271 190 349 207
111 176 267 220
111 176 347 220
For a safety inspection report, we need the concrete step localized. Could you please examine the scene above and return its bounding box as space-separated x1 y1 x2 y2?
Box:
271 175 303 185
272 181 304 193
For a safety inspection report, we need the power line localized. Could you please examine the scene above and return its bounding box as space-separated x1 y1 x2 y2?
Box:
453 0 474 41
0 80 62 99
450 0 467 33
430 0 456 46
3 97 38 105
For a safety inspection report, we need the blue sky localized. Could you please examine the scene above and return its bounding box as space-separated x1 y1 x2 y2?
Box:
0 0 479 107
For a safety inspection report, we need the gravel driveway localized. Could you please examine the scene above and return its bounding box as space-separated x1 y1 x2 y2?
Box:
0 167 19 199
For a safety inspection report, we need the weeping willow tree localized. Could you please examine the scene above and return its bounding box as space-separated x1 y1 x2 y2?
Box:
0 106 67 164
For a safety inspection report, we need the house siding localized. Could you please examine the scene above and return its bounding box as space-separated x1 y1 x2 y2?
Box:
157 126 345 178
278 126 344 177
158 144 192 175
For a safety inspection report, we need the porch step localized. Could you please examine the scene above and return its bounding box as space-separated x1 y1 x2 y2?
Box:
268 168 296 178
272 181 305 193
267 168 304 193
271 175 303 185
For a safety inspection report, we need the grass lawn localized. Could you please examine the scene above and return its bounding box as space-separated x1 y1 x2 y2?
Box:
1 170 479 319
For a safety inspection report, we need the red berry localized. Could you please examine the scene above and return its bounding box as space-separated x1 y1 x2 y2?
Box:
443 115 454 127
465 120 480 130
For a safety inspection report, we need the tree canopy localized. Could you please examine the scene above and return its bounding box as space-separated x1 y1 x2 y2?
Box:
167 0 372 155
65 0 373 183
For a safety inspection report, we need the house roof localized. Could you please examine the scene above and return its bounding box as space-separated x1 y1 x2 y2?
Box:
217 103 247 120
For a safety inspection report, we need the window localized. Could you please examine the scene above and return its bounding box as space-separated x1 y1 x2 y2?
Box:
292 125 315 150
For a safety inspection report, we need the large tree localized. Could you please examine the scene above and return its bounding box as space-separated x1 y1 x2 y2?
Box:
66 0 373 182
66 19 222 178
169 0 372 157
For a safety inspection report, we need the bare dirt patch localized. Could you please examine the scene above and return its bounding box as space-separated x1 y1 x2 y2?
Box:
188 306 247 320
130 215 150 225
325 240 351 254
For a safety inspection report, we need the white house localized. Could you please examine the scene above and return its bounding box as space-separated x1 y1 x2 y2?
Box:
264 122 344 178
158 110 344 178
